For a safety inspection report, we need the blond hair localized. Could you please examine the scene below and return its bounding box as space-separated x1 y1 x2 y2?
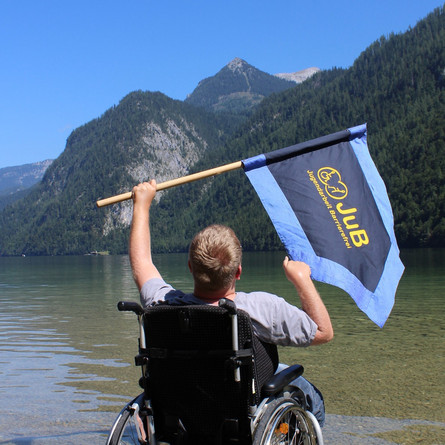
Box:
188 225 242 292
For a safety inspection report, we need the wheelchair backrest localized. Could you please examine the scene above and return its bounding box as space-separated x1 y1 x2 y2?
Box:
142 302 277 444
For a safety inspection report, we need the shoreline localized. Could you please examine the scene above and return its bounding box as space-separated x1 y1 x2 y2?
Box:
1 413 444 444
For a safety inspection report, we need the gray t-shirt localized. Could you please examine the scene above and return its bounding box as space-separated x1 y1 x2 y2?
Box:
140 278 317 347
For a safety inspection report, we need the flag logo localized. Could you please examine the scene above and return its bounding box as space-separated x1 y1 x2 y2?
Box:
317 167 348 200
308 168 369 250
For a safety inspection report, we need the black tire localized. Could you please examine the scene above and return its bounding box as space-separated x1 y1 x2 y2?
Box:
107 394 154 445
252 397 319 445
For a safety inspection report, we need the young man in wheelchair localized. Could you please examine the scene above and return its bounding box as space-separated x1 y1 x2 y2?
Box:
129 180 334 428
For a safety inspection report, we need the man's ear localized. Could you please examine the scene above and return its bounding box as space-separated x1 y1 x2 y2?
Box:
188 260 192 273
235 264 242 280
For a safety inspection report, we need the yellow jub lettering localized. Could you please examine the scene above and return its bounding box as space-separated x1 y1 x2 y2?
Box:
336 203 369 247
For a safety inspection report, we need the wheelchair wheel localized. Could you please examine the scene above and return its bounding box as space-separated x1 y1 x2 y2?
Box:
253 397 319 445
107 394 155 445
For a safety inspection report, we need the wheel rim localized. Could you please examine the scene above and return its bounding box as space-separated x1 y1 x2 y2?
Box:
113 410 143 445
118 415 139 444
262 402 316 445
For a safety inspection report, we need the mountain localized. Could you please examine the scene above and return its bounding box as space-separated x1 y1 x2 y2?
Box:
150 6 445 252
185 58 299 113
0 160 53 194
0 160 53 210
0 91 239 255
0 6 443 256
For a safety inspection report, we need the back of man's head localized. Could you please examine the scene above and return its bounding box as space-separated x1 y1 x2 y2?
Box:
189 225 242 292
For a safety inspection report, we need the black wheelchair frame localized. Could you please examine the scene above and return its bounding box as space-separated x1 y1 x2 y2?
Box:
106 299 323 445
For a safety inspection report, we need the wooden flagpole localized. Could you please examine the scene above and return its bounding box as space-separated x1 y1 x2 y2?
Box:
96 161 243 208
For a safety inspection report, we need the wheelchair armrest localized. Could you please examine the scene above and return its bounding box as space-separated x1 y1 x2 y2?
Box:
261 364 304 397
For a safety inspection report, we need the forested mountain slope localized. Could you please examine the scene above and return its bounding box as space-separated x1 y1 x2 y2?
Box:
150 6 445 251
0 92 238 255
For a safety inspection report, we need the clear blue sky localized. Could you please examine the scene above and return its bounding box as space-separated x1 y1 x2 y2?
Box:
1 0 443 169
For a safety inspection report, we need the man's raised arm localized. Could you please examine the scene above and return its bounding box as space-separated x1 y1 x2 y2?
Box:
283 257 334 345
129 180 162 291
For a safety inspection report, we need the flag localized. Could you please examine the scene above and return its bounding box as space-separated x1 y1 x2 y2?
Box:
242 124 404 327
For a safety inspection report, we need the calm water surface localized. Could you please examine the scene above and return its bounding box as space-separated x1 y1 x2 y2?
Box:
0 250 444 444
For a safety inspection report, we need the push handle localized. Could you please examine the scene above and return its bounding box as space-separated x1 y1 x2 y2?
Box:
117 301 145 315
218 298 237 315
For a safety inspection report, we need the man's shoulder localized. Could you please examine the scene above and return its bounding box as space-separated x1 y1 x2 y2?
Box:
141 277 204 307
140 277 181 306
234 290 284 315
234 290 308 322
235 290 282 304
141 277 175 295
235 290 317 347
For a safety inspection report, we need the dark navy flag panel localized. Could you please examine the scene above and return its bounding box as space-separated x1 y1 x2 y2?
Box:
243 124 404 327
267 140 390 293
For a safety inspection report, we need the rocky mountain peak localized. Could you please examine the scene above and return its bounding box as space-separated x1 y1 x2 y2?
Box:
274 67 320 84
185 58 297 113
227 57 248 73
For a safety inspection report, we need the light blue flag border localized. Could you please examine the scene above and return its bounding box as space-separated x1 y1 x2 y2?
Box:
347 124 404 326
243 124 404 327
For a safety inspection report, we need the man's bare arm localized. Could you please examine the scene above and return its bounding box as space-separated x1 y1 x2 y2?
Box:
283 257 334 345
129 180 162 291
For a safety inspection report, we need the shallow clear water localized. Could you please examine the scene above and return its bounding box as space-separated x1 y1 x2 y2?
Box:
0 250 443 444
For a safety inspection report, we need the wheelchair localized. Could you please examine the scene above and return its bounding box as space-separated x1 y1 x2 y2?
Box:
106 299 323 445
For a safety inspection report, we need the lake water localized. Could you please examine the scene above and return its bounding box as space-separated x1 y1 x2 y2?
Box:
0 250 444 444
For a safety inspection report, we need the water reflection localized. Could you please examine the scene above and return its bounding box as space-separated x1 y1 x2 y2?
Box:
0 256 141 443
